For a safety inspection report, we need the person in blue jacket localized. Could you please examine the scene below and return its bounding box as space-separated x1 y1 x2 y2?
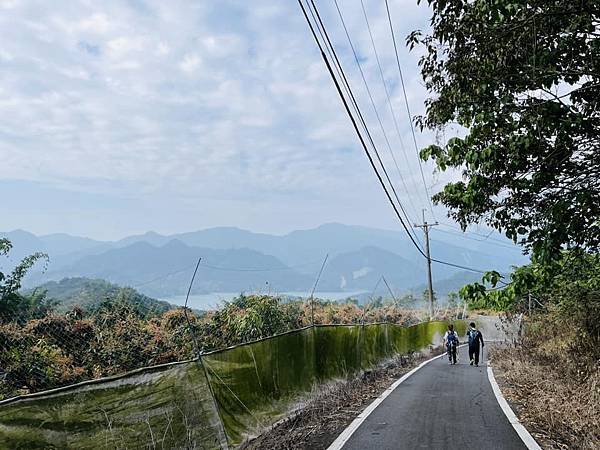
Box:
443 324 459 364
467 322 484 366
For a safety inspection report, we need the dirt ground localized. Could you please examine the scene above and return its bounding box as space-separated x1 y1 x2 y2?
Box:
490 345 600 450
240 349 441 450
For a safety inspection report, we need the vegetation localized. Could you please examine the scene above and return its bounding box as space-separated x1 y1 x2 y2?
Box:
413 2 599 444
0 239 427 400
411 0 599 258
413 0 600 331
26 277 174 315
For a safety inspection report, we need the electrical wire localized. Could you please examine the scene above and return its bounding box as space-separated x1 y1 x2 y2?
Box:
199 258 323 272
383 0 436 219
308 0 423 248
298 0 426 258
431 227 523 251
298 0 509 278
359 0 434 220
330 0 422 245
332 0 421 227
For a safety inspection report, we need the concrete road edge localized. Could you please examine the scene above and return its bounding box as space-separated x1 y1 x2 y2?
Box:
487 364 542 450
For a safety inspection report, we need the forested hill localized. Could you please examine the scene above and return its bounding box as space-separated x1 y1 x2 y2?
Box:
25 277 174 314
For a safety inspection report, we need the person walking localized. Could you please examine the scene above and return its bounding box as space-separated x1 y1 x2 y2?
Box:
443 324 459 364
467 322 484 366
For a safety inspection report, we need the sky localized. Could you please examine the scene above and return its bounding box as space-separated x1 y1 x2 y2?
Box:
0 0 463 240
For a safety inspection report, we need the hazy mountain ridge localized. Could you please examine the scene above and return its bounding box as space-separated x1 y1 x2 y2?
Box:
1 223 528 297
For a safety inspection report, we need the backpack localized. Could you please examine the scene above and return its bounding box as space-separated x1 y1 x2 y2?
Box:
446 331 457 347
468 329 479 346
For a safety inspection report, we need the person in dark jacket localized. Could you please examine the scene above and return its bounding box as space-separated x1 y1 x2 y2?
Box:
466 322 484 366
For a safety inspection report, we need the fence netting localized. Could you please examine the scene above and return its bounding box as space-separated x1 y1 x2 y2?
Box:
0 360 227 449
0 317 465 448
199 321 466 446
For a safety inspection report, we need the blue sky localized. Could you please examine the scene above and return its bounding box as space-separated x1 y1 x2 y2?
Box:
0 0 462 240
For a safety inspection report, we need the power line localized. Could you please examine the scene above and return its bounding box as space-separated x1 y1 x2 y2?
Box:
199 258 323 272
309 253 329 325
131 258 324 289
297 0 426 258
437 222 524 247
183 257 202 356
431 227 523 251
332 0 422 227
383 0 436 219
132 263 198 288
359 0 433 220
298 0 503 279
308 0 423 248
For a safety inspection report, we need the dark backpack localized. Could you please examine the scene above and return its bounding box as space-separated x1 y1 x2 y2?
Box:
447 331 457 346
468 329 479 346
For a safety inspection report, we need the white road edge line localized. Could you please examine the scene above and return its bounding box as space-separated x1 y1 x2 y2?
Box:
487 365 542 450
327 345 466 450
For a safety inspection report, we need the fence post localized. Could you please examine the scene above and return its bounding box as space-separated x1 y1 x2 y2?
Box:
198 354 230 450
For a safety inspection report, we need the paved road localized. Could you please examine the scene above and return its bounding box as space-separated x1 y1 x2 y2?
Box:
342 349 526 450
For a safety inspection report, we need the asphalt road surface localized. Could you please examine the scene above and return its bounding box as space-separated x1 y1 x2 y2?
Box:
341 349 527 450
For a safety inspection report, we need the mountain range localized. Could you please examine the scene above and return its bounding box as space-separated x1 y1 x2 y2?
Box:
1 223 528 299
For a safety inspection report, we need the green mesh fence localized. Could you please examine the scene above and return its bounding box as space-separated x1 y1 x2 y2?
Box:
0 360 227 449
201 327 316 445
0 320 465 448
314 325 362 380
204 320 466 446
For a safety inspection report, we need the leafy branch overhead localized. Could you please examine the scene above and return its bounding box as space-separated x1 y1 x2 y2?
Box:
410 0 600 259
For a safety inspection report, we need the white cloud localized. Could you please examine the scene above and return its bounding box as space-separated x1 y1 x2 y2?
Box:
0 48 13 61
106 36 145 58
156 41 170 56
77 13 110 34
0 0 450 237
179 53 201 74
0 0 18 9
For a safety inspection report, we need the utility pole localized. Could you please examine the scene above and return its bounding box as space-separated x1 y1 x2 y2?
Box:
414 210 438 320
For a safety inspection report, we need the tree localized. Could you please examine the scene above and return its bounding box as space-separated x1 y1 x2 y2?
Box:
0 239 50 323
422 288 437 305
409 0 600 260
447 292 459 309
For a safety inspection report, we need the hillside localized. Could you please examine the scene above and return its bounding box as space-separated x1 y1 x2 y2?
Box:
321 246 424 291
28 277 173 314
33 240 313 297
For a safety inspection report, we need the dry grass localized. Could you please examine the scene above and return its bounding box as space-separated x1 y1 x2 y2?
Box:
240 351 433 450
491 329 600 449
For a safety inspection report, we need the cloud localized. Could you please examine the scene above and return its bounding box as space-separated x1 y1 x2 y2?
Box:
77 13 110 34
0 0 19 9
0 0 449 238
156 41 170 56
179 53 201 74
106 36 145 58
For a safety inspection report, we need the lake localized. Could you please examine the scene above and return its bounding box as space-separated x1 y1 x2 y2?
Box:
160 290 366 311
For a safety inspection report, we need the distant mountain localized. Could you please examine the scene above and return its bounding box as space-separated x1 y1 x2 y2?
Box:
38 233 109 256
2 223 529 297
30 240 313 296
0 229 44 267
321 246 424 291
0 229 109 272
164 223 524 278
